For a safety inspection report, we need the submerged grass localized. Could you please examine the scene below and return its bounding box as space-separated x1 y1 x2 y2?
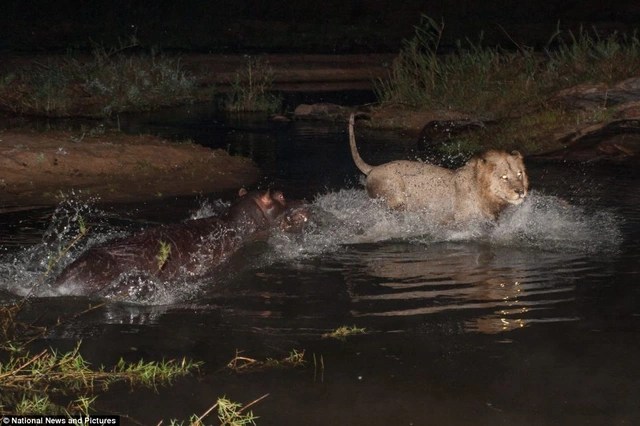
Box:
0 305 268 423
0 341 200 414
376 15 640 118
0 40 197 117
0 300 201 416
169 394 268 426
226 349 306 373
322 325 367 341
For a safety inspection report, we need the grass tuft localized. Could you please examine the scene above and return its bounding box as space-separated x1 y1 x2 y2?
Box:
224 58 282 113
226 349 305 373
0 343 200 392
322 325 367 341
156 240 172 271
0 340 200 415
169 394 268 426
0 40 197 117
376 15 640 119
215 397 259 426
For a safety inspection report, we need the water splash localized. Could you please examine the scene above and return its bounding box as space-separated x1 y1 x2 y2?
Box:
268 189 621 260
0 198 115 298
0 189 621 305
491 193 622 252
189 198 230 220
1 195 258 304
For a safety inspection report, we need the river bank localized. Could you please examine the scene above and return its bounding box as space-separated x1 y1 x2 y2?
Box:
0 128 258 209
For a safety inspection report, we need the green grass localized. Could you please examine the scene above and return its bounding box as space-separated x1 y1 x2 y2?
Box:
156 240 172 270
226 349 306 373
169 395 268 426
0 41 197 117
0 344 200 391
223 58 282 113
0 340 200 415
427 105 618 158
375 15 640 118
0 304 267 423
322 325 367 341
214 397 260 426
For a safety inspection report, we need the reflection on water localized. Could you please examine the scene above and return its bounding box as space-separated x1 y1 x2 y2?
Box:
0 186 622 324
345 243 580 333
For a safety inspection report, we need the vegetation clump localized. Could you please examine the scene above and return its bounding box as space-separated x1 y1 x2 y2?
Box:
0 41 197 117
156 240 172 271
376 15 640 117
0 339 200 414
322 325 367 341
375 16 640 155
0 299 201 416
169 394 267 426
0 343 199 392
226 349 306 373
224 58 282 113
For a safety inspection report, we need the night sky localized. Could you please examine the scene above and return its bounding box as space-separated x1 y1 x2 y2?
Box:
2 1 639 53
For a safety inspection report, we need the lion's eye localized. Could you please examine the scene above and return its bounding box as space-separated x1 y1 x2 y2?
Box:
517 171 523 178
501 175 508 180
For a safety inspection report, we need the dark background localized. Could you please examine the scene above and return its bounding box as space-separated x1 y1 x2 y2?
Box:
2 0 639 53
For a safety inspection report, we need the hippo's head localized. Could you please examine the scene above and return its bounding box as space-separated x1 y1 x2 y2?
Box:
226 189 310 233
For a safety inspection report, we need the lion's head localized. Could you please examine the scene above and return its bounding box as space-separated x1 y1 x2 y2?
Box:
474 150 529 210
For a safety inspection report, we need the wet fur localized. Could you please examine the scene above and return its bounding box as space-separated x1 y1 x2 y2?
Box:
54 190 307 297
348 114 529 222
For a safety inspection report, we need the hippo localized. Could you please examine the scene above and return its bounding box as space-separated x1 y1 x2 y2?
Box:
53 189 309 299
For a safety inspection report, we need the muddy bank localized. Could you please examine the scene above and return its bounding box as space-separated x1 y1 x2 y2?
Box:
0 129 259 209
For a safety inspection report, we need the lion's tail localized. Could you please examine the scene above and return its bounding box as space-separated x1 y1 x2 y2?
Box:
349 113 373 175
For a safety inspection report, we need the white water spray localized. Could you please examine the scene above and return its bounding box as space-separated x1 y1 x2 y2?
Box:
268 189 621 260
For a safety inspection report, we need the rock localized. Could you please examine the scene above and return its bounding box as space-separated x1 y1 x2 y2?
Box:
533 119 640 163
269 114 291 122
552 77 640 109
367 105 471 135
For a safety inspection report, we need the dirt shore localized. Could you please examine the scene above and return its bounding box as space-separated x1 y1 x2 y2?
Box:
0 53 395 208
0 53 394 208
0 129 259 209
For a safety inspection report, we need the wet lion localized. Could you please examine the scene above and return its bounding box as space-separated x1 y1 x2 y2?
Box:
348 114 529 222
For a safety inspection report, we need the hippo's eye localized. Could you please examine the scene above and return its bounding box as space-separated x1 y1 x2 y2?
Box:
273 191 285 204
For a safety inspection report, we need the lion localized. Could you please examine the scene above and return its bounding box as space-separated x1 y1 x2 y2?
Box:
348 114 529 222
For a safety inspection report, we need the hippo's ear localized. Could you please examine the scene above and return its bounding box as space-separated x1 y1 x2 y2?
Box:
238 188 248 197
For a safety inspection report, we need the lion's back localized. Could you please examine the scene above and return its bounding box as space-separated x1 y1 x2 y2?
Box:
366 160 457 212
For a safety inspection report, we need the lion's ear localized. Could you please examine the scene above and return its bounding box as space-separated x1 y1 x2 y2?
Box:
467 157 481 167
511 150 522 158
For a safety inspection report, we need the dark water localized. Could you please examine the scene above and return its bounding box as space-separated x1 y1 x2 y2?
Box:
1 105 639 425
